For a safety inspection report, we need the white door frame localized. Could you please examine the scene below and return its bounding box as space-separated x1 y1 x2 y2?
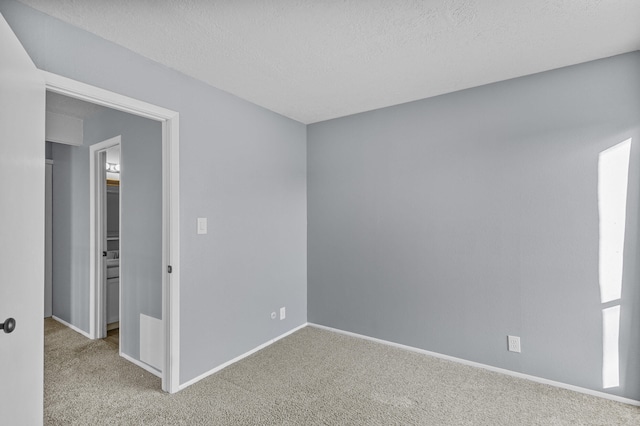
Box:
42 71 181 393
89 137 120 341
45 159 53 318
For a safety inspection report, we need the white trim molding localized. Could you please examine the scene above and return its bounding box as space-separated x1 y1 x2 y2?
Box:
42 70 181 394
41 71 177 121
51 316 91 339
178 323 308 391
161 113 181 394
120 352 162 378
308 323 640 407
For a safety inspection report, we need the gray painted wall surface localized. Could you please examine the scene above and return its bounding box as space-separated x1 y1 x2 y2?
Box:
51 142 87 328
308 52 640 400
0 0 307 384
51 109 161 366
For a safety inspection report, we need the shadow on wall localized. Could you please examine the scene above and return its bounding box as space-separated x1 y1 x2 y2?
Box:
598 138 631 389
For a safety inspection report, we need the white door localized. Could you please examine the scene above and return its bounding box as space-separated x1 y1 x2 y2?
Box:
0 12 46 426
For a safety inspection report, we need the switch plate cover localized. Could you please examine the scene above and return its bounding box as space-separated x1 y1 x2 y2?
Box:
197 217 207 235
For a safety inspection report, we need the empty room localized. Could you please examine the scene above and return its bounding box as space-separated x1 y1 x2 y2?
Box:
1 1 640 424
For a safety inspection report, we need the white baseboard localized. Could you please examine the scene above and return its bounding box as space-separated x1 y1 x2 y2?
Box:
178 322 308 391
52 315 162 378
308 323 640 407
120 351 162 378
52 316 91 339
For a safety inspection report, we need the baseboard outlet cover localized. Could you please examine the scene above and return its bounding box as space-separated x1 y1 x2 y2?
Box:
308 323 640 407
120 351 162 378
52 316 91 339
178 322 308 391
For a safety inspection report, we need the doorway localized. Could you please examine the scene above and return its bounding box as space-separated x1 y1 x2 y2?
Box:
43 71 181 393
90 137 121 344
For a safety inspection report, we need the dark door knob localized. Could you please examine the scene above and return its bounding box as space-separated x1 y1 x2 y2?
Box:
1 318 15 334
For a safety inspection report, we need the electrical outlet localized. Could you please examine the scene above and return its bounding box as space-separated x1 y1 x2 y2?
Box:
508 335 521 353
270 312 276 320
280 307 286 320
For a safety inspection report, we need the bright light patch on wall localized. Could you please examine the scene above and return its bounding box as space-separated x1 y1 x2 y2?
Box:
597 139 631 304
602 305 621 388
597 138 631 390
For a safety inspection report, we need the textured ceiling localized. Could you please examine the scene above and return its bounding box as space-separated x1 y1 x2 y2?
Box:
21 0 640 124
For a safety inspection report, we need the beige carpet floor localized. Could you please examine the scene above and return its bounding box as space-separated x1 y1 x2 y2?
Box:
44 318 640 425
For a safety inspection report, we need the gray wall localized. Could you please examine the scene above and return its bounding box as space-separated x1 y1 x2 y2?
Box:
12 0 637 401
308 52 640 400
51 142 87 328
1 0 307 385
51 109 162 366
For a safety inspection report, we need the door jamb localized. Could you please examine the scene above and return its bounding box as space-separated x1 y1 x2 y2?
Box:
42 70 181 394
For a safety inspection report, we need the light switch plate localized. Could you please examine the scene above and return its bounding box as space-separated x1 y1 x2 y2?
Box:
197 217 207 235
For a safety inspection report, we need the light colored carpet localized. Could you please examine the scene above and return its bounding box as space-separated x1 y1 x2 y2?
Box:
44 318 640 425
